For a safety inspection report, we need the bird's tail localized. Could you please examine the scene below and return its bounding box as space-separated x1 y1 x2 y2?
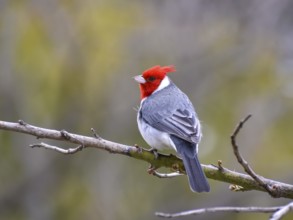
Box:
181 152 210 192
170 135 210 192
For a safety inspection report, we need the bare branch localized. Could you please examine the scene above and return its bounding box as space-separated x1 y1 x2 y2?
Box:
231 114 280 198
151 171 183 178
0 120 132 155
30 142 84 154
270 201 293 220
1 119 293 199
156 206 282 218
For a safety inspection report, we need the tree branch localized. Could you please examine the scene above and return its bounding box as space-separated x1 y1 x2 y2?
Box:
270 201 293 220
231 114 279 197
0 119 293 200
30 142 84 154
156 206 282 218
151 171 183 178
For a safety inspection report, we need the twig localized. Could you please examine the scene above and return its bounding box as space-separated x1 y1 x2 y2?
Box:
156 206 282 218
30 142 84 154
151 171 183 178
231 114 279 198
91 128 101 139
217 160 224 172
270 201 293 220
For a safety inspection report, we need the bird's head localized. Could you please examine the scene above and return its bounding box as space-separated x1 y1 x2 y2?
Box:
134 65 176 99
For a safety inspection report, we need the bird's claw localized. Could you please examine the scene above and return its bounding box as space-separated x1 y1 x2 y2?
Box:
149 148 159 159
147 164 157 174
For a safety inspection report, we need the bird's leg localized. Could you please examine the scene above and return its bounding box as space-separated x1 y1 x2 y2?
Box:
147 164 157 174
148 148 159 159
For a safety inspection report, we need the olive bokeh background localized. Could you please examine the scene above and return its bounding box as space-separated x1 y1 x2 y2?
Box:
1 1 293 219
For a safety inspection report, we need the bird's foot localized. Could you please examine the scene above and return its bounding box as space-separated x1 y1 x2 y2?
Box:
148 148 159 159
147 164 157 174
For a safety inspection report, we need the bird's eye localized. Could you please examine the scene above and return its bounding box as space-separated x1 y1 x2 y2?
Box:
148 76 156 82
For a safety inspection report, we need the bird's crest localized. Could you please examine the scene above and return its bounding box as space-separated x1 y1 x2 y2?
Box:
142 65 176 78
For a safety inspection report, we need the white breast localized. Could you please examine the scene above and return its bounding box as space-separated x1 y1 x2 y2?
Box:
137 108 177 151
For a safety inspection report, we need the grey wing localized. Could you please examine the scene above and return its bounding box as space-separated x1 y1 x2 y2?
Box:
149 108 201 144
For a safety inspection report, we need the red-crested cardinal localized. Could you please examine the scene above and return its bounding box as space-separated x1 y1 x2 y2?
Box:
134 65 210 192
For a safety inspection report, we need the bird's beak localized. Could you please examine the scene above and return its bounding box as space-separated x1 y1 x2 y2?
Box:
133 75 146 84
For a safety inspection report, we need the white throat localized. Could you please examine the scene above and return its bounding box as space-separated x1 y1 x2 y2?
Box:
154 76 170 94
140 76 170 104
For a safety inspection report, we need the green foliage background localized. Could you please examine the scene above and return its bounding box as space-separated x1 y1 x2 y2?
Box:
0 1 293 220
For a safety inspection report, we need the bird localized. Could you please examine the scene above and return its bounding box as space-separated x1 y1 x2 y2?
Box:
134 65 210 192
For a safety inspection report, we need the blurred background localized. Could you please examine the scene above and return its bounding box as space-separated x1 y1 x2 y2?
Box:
0 0 293 219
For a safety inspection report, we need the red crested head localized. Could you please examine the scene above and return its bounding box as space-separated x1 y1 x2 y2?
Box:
134 65 176 99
